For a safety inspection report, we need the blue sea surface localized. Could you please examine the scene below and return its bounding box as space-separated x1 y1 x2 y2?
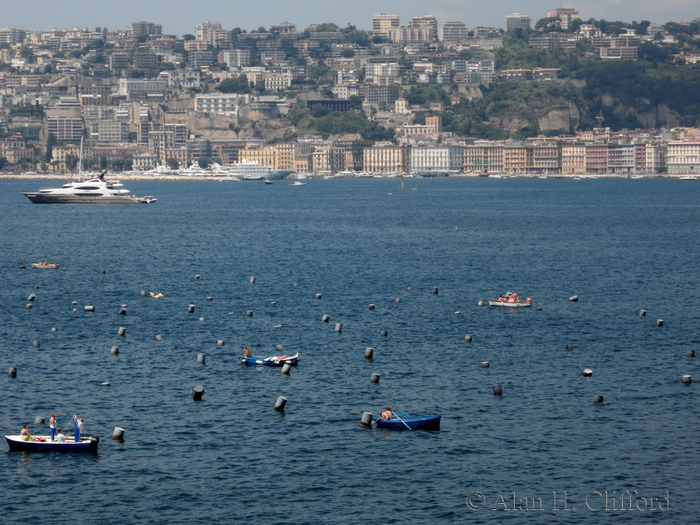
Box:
0 177 698 524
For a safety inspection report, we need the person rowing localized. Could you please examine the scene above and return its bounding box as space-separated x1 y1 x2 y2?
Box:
376 407 393 422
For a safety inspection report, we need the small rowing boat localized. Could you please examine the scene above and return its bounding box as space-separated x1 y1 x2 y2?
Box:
32 261 60 269
5 434 99 452
376 414 441 430
241 352 299 366
489 299 532 308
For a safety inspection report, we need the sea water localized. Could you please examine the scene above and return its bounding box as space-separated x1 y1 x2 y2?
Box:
0 177 698 524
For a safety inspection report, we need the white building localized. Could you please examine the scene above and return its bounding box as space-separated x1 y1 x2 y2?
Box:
439 22 469 43
667 137 700 174
504 13 531 31
118 79 167 96
410 146 464 175
263 72 292 92
194 93 249 115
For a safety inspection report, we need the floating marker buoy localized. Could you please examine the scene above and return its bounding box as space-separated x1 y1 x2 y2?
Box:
369 304 375 310
246 310 253 317
112 427 125 440
191 386 204 400
322 314 329 323
569 295 578 302
199 317 205 322
335 323 342 333
195 275 200 280
8 367 17 378
293 282 298 287
111 346 119 355
432 287 439 295
481 361 489 368
536 307 542 311
315 293 322 300
406 287 412 292
464 335 472 342
271 301 277 306
32 340 40 348
365 347 374 359
217 340 225 347
593 395 604 403
51 327 57 332
395 298 400 303
380 330 387 337
583 368 593 377
119 307 126 315
72 308 77 312
493 384 503 396
657 319 663 327
688 349 695 358
34 417 45 425
197 353 205 365
274 396 287 411
101 270 106 274
141 290 147 297
27 294 36 302
361 412 374 428
71 301 77 305
188 304 195 313
206 296 212 301
639 309 646 317
370 373 380 383
102 382 110 387
566 343 574 350
155 334 163 341
84 305 95 312
281 364 291 375
118 327 126 337
250 277 255 284
478 301 483 307
276 344 284 352
26 304 32 309
682 375 692 384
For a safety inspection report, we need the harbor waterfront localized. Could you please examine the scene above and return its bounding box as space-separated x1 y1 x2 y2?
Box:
1 177 699 524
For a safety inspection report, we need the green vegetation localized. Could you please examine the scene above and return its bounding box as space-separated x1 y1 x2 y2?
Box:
216 74 251 94
289 103 394 141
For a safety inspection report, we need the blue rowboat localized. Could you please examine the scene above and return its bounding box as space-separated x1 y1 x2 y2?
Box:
241 352 299 367
5 435 99 452
376 415 441 430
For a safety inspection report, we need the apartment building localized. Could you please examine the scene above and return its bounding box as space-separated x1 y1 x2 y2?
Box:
561 143 586 174
503 143 531 174
372 14 400 38
363 143 410 173
504 14 531 31
264 72 292 92
388 26 432 44
410 145 463 174
464 141 504 173
585 144 609 174
90 121 129 143
47 117 83 141
666 137 700 174
439 22 469 43
607 143 635 174
219 49 252 68
546 8 579 30
132 21 162 36
194 93 248 115
411 15 438 41
239 146 278 168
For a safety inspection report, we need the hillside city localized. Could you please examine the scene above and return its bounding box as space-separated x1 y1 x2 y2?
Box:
1 8 700 177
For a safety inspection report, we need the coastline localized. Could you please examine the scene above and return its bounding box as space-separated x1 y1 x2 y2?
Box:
0 173 692 181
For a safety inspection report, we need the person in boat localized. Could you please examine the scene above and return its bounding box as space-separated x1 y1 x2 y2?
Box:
497 295 504 302
56 429 68 443
50 413 56 442
378 407 393 421
242 346 252 357
526 297 532 304
20 425 32 441
74 414 83 441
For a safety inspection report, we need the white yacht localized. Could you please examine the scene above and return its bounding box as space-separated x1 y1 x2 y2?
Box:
220 159 293 181
23 172 155 204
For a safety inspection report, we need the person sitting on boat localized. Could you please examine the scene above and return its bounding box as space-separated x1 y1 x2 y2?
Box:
378 407 393 420
56 429 68 443
242 346 252 357
497 295 504 302
526 297 532 304
507 293 516 303
20 425 32 441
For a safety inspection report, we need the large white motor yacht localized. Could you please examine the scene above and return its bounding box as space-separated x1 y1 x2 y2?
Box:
23 172 155 204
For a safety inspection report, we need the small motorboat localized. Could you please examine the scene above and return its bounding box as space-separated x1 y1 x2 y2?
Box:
138 195 157 203
6 434 99 452
241 352 299 366
489 299 532 308
32 261 60 269
19 261 25 269
288 181 306 186
375 414 441 430
264 180 274 185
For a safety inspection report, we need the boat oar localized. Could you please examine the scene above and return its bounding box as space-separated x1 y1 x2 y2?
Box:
399 410 412 418
392 412 412 431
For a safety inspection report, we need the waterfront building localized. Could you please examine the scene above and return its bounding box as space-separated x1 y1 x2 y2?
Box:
561 142 586 174
410 145 463 175
240 145 279 169
503 142 531 174
363 143 410 173
585 144 609 174
464 141 504 173
607 143 635 174
666 135 700 174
